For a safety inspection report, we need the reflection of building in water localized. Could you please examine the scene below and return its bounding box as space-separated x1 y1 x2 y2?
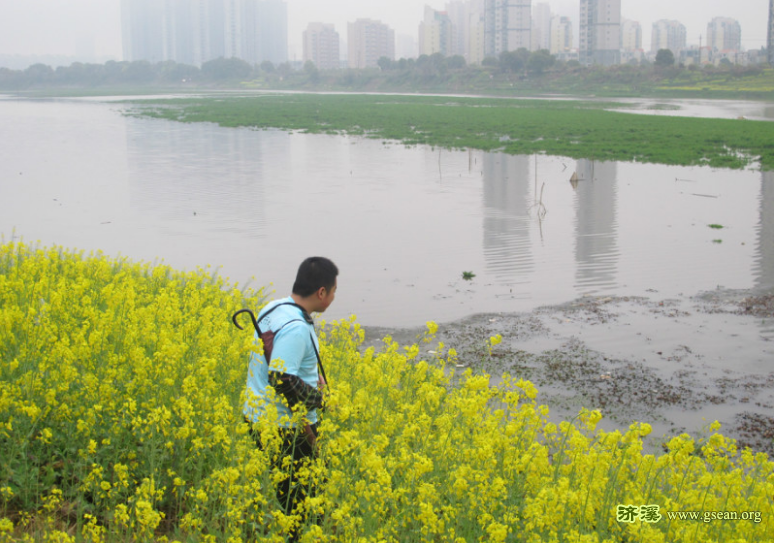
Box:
124 118 268 238
481 153 533 282
574 159 618 290
755 170 774 289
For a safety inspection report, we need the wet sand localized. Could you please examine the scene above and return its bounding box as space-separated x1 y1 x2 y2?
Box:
361 288 774 456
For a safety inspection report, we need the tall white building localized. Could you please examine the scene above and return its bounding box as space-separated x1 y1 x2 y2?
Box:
621 19 641 52
445 1 469 58
348 19 395 69
396 34 418 59
532 2 552 51
707 17 742 53
579 0 621 66
121 0 166 63
303 23 340 70
484 0 532 58
121 0 287 66
769 0 774 65
651 19 686 55
468 4 487 64
419 6 454 56
243 0 287 65
549 15 573 56
445 0 486 63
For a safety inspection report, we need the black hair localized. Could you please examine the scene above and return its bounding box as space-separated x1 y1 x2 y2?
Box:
292 257 338 297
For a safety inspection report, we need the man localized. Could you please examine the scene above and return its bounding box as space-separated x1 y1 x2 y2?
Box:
243 256 338 536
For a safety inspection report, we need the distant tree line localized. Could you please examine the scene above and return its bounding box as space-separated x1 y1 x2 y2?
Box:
0 49 561 90
0 49 768 91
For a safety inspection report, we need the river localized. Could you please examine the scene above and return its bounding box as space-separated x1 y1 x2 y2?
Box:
2 93 774 451
1 94 773 327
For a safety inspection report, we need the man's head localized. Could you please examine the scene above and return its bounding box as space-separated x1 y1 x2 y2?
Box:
292 256 338 313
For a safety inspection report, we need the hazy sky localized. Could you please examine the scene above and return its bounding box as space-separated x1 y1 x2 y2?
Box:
0 0 769 61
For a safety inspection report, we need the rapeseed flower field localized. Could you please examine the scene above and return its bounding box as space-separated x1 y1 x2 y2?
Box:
1 241 772 542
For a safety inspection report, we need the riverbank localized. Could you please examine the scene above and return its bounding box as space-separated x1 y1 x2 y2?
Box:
361 287 774 457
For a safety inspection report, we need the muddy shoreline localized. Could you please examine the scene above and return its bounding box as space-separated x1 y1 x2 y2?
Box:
360 288 774 456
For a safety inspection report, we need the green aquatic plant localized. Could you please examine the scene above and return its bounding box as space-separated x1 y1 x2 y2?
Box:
462 271 476 280
125 94 774 171
708 224 725 229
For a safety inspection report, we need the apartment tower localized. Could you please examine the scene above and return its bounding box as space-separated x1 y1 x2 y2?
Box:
769 0 774 65
651 19 686 56
303 23 340 70
348 19 395 69
706 17 742 53
419 6 454 56
484 0 532 57
121 0 287 66
579 0 621 66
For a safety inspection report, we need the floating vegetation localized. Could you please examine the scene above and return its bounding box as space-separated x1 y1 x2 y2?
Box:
462 270 476 280
709 224 725 229
125 94 774 171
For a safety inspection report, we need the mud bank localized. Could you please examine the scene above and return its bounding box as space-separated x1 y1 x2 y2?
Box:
361 288 774 456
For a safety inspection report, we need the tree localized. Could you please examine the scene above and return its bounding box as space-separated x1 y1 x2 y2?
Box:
527 49 555 74
303 60 319 82
499 48 530 73
377 56 393 71
260 60 275 73
124 60 156 83
654 49 675 67
201 57 252 80
445 55 466 70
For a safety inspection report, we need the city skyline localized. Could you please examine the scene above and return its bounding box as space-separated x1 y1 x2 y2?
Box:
0 0 769 65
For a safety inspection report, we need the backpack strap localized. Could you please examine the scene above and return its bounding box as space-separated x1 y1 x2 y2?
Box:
232 301 312 335
232 303 329 388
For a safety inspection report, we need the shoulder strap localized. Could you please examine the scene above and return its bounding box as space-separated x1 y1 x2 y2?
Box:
309 333 328 387
232 301 312 336
232 303 329 388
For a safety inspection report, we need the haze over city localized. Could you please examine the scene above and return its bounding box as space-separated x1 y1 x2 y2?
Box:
0 0 769 66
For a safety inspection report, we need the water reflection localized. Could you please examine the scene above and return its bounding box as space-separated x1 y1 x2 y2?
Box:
481 154 533 283
574 160 618 291
0 97 769 327
756 171 774 290
124 119 269 238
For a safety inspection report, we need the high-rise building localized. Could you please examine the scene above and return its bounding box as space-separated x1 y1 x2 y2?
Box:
419 6 454 56
484 0 532 58
121 0 167 63
348 19 395 69
707 17 742 52
769 0 774 65
549 15 573 56
651 19 686 55
121 0 287 66
621 19 641 52
579 0 621 66
468 6 487 64
303 23 340 70
445 1 469 58
396 34 418 60
243 0 287 65
532 2 552 51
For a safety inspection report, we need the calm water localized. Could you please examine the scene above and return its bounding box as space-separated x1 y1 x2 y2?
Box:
1 96 773 327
